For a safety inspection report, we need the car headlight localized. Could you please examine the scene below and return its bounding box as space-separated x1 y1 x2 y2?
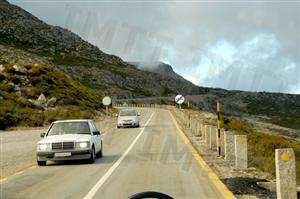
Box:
37 143 51 151
76 141 90 149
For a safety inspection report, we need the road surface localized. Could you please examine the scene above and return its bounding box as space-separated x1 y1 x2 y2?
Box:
1 108 232 199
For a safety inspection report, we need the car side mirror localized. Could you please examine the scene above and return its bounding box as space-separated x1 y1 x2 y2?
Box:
40 133 46 138
93 131 100 135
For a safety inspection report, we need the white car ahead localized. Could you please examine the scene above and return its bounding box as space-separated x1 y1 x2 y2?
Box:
36 119 103 166
117 109 140 128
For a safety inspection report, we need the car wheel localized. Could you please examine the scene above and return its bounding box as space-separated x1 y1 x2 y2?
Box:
96 142 103 158
37 160 46 166
89 146 95 163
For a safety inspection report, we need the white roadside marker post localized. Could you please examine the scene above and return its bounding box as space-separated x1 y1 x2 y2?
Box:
275 148 296 199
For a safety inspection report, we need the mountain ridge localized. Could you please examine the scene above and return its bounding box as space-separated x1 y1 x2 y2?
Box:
0 0 201 98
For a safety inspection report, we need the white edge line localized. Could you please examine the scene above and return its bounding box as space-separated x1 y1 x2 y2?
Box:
83 111 155 199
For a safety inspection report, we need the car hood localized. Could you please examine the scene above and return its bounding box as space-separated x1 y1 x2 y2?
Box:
38 134 91 144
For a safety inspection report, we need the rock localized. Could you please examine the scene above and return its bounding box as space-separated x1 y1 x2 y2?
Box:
14 84 21 91
16 90 22 96
0 65 4 72
29 94 56 109
47 97 57 107
32 100 46 109
256 181 276 192
12 65 27 74
37 93 46 103
30 93 47 109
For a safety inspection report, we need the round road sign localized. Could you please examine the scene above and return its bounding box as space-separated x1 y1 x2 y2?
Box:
175 94 185 105
102 96 112 106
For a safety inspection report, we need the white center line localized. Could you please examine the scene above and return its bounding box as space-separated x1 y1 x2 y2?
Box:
83 111 155 199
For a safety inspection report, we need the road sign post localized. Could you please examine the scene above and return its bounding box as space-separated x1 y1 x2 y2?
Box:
175 94 185 109
102 96 112 116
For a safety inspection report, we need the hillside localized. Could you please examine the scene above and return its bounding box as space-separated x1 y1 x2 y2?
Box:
0 0 202 129
0 44 102 129
0 0 201 98
186 90 300 133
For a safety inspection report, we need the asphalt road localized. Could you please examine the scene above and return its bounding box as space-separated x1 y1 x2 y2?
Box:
1 108 230 199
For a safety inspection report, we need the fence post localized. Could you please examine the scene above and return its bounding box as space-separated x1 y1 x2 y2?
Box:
219 129 225 156
224 131 235 165
275 148 296 199
203 125 207 142
234 135 247 170
205 125 211 148
196 121 200 137
210 126 217 150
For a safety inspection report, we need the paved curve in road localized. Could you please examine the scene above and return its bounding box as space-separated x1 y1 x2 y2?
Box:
1 108 231 199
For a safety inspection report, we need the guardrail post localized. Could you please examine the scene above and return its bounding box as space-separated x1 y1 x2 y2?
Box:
219 129 225 156
210 126 217 150
224 131 235 165
189 119 193 134
196 121 200 137
200 123 204 139
275 148 296 199
205 125 211 148
234 135 247 170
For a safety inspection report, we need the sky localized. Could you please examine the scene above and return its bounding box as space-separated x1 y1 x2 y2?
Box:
9 0 300 94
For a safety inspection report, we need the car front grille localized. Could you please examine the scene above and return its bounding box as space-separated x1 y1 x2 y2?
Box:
123 120 133 123
52 142 74 150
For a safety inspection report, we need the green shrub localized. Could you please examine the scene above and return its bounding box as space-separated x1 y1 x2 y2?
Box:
0 100 20 129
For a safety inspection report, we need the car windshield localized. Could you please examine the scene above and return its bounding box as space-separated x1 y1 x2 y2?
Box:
47 122 90 136
119 110 137 116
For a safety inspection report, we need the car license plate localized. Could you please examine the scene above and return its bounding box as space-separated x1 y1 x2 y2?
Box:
54 152 71 157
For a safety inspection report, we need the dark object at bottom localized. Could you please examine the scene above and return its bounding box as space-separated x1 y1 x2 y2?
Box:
128 191 173 199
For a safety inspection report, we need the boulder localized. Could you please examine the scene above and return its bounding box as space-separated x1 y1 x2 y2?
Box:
12 64 27 74
37 93 46 103
47 97 57 107
0 65 4 72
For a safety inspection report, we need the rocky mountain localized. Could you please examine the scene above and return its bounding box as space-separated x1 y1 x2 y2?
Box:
129 62 182 78
0 0 202 128
0 0 200 99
